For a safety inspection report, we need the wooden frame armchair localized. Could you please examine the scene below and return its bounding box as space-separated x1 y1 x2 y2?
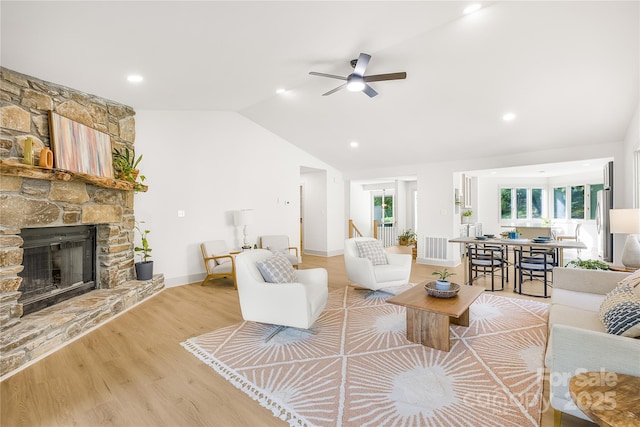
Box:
200 240 237 288
259 235 300 268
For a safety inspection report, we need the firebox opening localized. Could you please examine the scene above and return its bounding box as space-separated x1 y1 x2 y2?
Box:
18 225 97 315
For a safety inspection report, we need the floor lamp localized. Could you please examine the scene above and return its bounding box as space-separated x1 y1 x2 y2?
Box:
234 209 253 249
610 208 640 269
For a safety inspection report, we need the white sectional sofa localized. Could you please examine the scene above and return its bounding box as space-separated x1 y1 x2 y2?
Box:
544 267 640 424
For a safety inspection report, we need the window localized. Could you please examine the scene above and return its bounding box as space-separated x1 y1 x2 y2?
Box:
553 183 601 220
553 187 566 219
531 188 543 218
373 194 394 225
500 188 512 219
516 188 527 219
570 185 584 219
500 187 544 220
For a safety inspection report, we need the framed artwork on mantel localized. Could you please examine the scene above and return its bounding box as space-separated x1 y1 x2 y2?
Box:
49 111 114 178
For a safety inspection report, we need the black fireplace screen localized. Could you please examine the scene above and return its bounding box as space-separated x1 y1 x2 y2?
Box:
18 225 96 315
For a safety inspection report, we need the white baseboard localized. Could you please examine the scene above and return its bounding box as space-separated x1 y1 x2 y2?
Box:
164 274 204 287
416 257 461 267
303 249 344 257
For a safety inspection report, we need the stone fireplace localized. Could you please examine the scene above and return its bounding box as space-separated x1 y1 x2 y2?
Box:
19 225 97 316
0 68 164 377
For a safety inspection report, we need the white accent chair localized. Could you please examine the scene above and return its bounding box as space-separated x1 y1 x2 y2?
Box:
200 240 236 288
234 249 328 336
259 235 300 268
344 237 412 291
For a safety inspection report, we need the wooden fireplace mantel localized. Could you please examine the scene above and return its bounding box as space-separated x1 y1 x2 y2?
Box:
0 159 148 192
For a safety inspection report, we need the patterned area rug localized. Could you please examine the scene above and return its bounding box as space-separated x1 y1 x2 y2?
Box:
181 285 549 427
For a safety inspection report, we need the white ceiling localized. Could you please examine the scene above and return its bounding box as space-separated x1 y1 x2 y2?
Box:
1 1 638 175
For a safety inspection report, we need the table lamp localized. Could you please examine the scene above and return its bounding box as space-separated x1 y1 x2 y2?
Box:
234 209 253 249
609 208 640 269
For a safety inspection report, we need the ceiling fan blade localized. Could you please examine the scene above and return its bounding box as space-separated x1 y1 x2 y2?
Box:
322 83 347 96
364 72 407 82
353 53 371 76
309 71 347 80
362 84 378 98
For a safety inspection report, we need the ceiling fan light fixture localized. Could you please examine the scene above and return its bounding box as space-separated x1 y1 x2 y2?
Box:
347 76 365 92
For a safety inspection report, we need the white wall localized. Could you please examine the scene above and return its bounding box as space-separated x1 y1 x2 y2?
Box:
134 111 342 286
348 181 372 236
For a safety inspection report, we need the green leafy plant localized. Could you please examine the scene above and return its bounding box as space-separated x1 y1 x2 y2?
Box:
462 210 473 217
113 147 146 190
398 229 417 246
432 268 456 281
134 221 152 262
565 259 609 270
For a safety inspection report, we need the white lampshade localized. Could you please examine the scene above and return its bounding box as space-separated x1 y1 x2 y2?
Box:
233 209 253 227
610 208 640 269
609 209 640 234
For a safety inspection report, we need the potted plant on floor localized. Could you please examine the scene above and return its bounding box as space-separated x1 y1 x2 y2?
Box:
397 229 417 246
432 268 456 290
134 221 153 280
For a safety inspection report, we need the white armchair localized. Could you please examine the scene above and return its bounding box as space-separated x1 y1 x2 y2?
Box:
344 237 412 291
234 249 328 334
259 235 300 268
200 240 236 288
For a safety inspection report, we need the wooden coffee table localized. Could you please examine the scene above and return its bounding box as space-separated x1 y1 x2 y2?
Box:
569 371 640 427
387 282 485 351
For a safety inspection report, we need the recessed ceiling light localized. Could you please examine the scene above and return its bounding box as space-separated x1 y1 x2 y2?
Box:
127 75 143 83
464 4 482 14
502 112 516 121
350 141 359 148
276 88 286 94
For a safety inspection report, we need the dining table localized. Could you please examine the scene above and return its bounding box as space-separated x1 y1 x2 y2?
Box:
448 235 587 286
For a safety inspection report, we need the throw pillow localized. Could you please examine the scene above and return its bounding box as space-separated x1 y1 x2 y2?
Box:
618 269 640 298
355 240 388 266
267 246 288 256
256 253 296 283
599 283 640 338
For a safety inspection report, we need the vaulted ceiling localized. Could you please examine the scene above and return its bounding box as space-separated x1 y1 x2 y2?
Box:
2 1 638 174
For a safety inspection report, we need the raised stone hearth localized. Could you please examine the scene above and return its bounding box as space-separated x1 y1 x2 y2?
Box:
0 68 164 378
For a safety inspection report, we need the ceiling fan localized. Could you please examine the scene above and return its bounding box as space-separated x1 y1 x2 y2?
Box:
309 53 407 98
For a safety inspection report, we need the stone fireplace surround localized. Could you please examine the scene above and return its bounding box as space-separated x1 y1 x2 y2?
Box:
0 68 164 377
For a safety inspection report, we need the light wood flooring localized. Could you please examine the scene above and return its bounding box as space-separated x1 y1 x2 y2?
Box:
1 254 593 427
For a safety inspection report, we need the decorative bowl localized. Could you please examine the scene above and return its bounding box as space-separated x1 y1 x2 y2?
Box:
475 236 488 241
484 234 495 238
425 282 460 298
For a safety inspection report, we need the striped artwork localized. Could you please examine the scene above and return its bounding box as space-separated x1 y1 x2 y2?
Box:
182 286 549 427
49 111 114 178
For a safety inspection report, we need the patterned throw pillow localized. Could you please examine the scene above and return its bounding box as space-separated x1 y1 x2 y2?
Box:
256 253 296 283
618 269 640 298
599 283 640 337
355 240 388 266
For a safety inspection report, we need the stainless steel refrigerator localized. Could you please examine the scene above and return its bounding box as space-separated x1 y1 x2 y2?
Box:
596 161 614 261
